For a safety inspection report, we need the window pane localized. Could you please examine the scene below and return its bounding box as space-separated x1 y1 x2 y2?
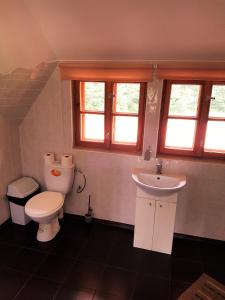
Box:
81 82 105 111
209 85 225 118
113 116 138 144
165 119 196 149
204 121 225 152
81 114 104 142
114 83 140 113
169 84 200 116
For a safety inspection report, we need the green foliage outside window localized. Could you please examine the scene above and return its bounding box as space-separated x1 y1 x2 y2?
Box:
169 84 225 117
210 85 225 117
83 82 140 113
84 82 105 111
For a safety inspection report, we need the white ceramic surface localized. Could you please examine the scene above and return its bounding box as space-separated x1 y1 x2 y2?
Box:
132 168 186 196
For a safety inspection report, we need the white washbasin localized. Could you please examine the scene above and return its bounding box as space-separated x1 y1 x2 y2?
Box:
132 168 186 196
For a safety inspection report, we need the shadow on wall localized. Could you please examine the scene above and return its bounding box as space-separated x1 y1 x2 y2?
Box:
0 61 57 123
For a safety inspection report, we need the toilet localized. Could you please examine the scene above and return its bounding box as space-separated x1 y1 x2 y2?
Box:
25 160 75 242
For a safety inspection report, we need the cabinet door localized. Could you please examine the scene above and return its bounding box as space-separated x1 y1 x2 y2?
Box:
133 197 155 251
152 201 176 254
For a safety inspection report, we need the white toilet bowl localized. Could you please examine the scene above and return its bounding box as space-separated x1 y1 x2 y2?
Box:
25 191 64 242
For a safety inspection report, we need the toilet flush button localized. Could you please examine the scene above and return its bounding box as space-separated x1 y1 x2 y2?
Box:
51 169 61 176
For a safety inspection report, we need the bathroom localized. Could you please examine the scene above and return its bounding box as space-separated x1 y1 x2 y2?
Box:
0 1 225 299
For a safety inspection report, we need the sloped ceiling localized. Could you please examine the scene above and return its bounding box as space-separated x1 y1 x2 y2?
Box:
0 0 225 121
0 63 56 123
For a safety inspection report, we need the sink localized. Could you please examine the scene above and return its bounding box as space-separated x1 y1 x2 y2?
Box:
132 168 186 196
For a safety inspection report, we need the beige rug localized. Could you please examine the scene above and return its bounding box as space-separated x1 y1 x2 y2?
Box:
178 274 225 300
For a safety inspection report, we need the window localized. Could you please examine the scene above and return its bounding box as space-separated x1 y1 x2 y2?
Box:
73 81 146 153
158 80 225 159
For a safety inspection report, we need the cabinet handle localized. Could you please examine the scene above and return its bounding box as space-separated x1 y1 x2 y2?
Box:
160 204 163 208
149 202 152 206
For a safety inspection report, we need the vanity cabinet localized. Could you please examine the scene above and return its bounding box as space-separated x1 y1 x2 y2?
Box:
133 188 177 254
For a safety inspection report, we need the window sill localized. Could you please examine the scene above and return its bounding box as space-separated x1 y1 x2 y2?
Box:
157 153 225 165
74 145 142 156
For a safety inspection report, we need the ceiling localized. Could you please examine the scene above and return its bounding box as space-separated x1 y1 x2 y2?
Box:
0 0 225 121
0 63 56 123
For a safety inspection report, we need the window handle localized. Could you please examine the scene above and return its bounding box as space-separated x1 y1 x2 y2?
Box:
107 93 115 100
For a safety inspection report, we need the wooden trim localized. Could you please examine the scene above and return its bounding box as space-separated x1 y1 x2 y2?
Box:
60 63 153 82
105 82 113 148
167 115 198 120
208 117 225 121
80 111 105 115
72 81 81 147
72 80 147 153
157 68 225 81
112 112 139 117
158 80 225 160
73 81 106 148
76 141 105 148
80 82 85 111
112 83 117 113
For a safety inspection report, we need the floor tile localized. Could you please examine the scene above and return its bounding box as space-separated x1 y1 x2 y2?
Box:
25 232 61 253
108 242 142 271
79 223 115 263
15 276 59 300
139 249 172 279
202 241 225 265
97 266 136 299
204 263 225 285
36 254 74 283
88 223 116 242
172 238 203 262
0 242 21 266
94 293 127 300
109 227 141 271
0 266 29 300
169 280 190 300
7 248 47 273
60 217 91 240
0 216 224 300
0 221 32 247
55 286 95 300
52 235 86 258
133 273 170 300
65 260 104 290
171 258 204 283
113 228 134 247
79 235 112 263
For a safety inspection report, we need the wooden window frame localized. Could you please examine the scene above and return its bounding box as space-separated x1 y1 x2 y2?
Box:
72 80 147 154
158 80 225 160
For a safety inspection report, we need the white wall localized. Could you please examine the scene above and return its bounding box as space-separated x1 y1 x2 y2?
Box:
20 69 225 241
0 115 22 224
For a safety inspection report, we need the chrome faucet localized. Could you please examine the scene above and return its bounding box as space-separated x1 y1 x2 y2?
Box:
156 160 163 174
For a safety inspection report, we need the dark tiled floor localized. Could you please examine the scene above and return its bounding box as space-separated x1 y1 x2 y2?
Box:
0 216 225 300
